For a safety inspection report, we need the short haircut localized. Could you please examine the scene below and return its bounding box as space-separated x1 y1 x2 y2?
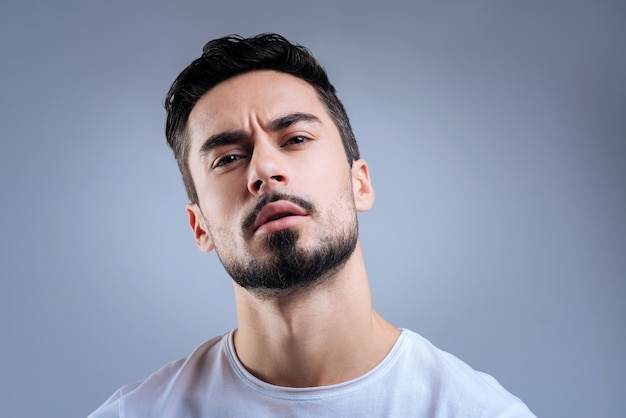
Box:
164 33 360 204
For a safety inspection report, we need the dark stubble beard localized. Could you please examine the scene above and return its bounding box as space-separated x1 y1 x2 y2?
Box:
216 193 359 299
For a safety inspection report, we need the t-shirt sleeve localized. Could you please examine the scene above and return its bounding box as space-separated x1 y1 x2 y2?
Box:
87 388 122 418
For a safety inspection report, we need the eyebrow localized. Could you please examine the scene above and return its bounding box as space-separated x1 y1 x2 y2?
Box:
267 112 321 131
199 130 246 157
198 112 322 157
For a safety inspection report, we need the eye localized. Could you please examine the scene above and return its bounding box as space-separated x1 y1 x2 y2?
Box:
214 154 243 168
284 135 310 146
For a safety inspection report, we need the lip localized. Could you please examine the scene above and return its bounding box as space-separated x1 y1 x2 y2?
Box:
252 201 309 233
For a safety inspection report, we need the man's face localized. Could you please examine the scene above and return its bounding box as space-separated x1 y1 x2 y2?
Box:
185 70 374 296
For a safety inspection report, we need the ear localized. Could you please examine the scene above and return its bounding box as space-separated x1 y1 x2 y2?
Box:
186 203 215 253
351 159 375 212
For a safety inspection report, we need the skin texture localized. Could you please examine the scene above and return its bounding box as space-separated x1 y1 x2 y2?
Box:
185 70 400 387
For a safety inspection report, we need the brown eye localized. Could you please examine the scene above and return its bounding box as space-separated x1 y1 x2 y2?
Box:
215 154 241 167
285 135 309 146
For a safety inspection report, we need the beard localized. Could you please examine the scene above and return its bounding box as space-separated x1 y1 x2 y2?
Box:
214 193 359 299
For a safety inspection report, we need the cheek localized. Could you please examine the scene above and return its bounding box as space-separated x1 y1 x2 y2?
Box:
202 182 247 226
317 152 352 187
307 149 348 182
313 170 355 215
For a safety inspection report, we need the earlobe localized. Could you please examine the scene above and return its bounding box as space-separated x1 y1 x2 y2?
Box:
186 203 215 253
351 159 375 212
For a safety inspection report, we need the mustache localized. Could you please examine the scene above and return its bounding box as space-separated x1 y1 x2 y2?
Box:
241 192 316 231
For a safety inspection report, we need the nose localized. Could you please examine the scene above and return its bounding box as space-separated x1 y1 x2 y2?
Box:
247 141 289 195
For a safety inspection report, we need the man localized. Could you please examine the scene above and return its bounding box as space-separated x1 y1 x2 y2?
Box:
90 33 535 417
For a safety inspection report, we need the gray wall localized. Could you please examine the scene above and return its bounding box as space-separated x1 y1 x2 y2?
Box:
1 1 624 417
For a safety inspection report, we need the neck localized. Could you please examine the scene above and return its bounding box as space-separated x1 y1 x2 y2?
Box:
232 242 400 387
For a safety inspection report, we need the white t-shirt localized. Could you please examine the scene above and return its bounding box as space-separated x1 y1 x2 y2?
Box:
89 329 535 417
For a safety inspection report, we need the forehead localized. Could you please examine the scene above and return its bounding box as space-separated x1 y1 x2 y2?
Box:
187 70 329 136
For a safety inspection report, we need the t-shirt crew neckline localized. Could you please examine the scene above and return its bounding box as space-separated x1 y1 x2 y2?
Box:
224 328 409 400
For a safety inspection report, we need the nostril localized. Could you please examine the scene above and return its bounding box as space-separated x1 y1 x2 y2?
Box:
250 174 286 193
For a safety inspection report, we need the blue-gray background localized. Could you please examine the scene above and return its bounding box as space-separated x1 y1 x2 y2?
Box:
1 1 624 417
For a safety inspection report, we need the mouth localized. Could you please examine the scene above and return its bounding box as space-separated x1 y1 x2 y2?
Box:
267 213 291 222
252 200 310 233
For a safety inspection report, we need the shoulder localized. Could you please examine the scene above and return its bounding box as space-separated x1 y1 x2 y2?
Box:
88 333 227 418
392 329 536 417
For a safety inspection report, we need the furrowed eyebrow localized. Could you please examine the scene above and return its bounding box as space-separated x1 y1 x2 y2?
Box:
199 131 246 157
267 112 322 131
198 113 320 157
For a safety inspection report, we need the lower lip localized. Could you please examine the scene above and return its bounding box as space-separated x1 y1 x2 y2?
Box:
256 215 307 234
